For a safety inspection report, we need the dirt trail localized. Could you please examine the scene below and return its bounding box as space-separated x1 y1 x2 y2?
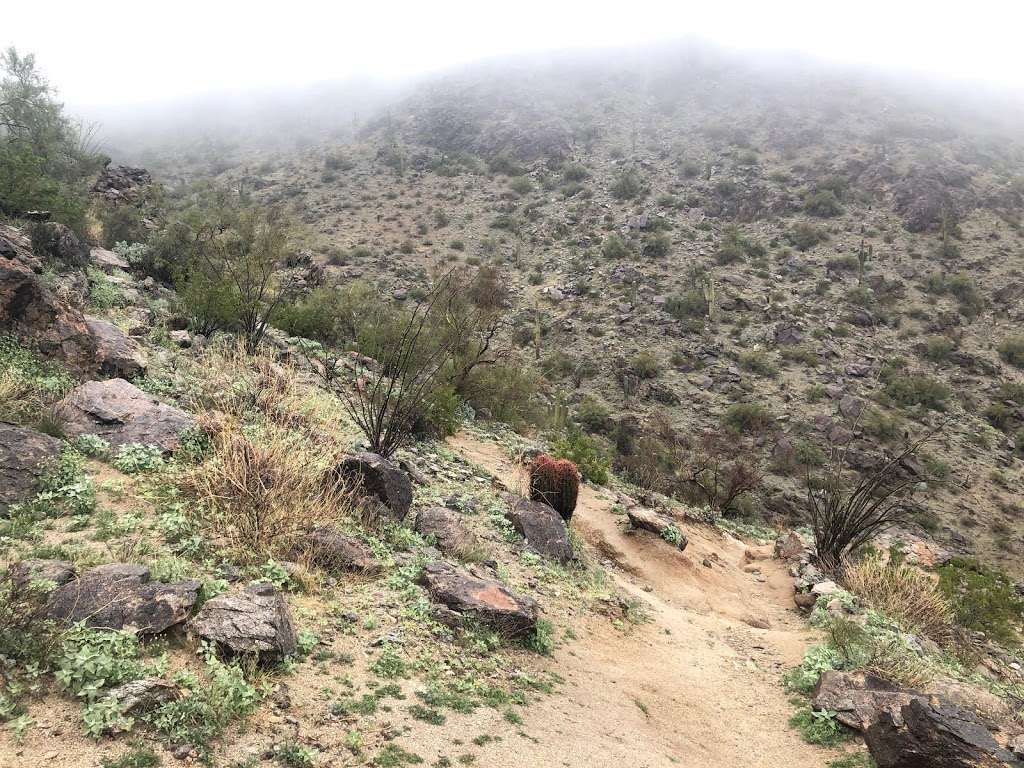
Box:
448 430 829 768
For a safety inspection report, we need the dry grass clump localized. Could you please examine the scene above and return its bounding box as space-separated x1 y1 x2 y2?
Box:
180 419 350 563
844 556 955 646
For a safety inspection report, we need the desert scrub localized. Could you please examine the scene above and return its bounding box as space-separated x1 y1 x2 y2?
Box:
550 427 611 484
0 334 74 425
937 558 1023 646
723 402 774 434
883 373 950 411
998 335 1024 368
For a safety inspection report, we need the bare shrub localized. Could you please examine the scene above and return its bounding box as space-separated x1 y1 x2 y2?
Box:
180 420 349 563
807 427 940 573
844 557 955 646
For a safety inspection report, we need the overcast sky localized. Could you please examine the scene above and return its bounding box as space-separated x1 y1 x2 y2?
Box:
4 0 1023 106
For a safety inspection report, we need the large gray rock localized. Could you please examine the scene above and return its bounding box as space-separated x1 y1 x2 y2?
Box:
299 527 381 574
505 497 574 563
866 698 1023 768
46 563 199 635
415 506 480 558
85 317 147 378
418 561 538 638
189 582 297 662
90 247 130 274
100 678 180 732
54 378 194 452
0 422 62 511
336 452 412 521
813 670 927 731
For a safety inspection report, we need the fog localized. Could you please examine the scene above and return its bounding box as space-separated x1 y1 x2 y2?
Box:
4 0 1022 161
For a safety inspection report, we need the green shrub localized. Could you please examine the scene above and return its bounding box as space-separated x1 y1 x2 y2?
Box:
789 706 848 746
551 427 611 484
998 336 1024 368
113 444 164 475
922 336 955 363
665 291 707 320
786 223 828 251
642 232 671 258
884 374 950 411
723 403 774 434
804 189 843 217
629 351 661 379
937 558 1023 646
601 234 631 259
739 350 777 377
508 176 533 196
610 170 645 200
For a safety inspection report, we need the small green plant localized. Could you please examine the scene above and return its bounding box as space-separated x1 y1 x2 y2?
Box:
789 705 848 746
828 755 875 768
374 744 424 767
527 619 555 655
113 444 165 474
72 434 111 458
723 403 774 434
100 746 162 768
370 646 408 679
273 740 319 766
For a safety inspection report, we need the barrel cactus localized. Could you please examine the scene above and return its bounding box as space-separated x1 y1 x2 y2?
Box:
528 454 580 523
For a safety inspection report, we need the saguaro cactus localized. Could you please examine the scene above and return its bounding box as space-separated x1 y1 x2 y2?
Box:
528 454 580 523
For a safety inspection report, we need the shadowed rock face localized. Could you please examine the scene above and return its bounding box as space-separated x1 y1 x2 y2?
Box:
866 697 1023 768
418 560 538 638
46 563 200 635
504 497 574 563
336 452 412 521
415 506 480 557
0 423 63 511
54 378 195 452
813 671 927 732
189 582 297 662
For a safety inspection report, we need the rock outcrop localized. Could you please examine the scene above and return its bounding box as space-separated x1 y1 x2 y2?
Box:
85 317 147 378
54 378 195 452
299 527 381 573
415 506 480 557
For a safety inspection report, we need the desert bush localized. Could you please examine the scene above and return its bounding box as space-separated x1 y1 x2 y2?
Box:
180 420 349 562
723 403 774 434
884 373 950 411
937 557 1024 646
508 176 533 196
460 360 542 426
642 232 671 258
844 557 954 646
739 350 777 377
610 169 645 200
601 234 630 259
665 290 707 320
786 223 828 251
528 454 580 522
629 351 661 379
0 334 73 425
551 426 611 484
681 432 763 516
998 335 1024 368
804 189 843 217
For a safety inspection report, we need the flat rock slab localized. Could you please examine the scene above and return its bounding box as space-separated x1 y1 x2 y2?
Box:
85 317 147 379
813 670 926 731
418 560 538 638
90 247 130 273
336 452 412 521
47 563 199 635
415 506 480 557
55 378 195 452
504 497 574 563
300 527 381 573
627 506 688 550
189 582 297 661
0 422 62 511
102 678 179 730
866 697 1022 768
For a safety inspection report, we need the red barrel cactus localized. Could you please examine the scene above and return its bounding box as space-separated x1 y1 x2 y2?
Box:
528 454 580 523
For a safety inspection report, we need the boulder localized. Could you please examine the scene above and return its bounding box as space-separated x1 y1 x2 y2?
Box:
336 452 412 521
865 697 1022 768
189 582 297 661
0 423 63 511
85 317 147 378
101 678 179 728
418 561 539 638
54 378 195 452
90 247 130 273
0 226 96 371
92 165 152 203
627 506 688 550
775 530 810 561
29 222 90 267
299 527 381 573
7 558 76 590
813 671 927 731
504 497 574 563
415 506 480 557
47 563 199 635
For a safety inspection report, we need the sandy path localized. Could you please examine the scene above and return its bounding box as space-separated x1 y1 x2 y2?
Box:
448 430 830 768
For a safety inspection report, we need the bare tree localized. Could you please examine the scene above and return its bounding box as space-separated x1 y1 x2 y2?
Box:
807 425 942 573
683 432 763 515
